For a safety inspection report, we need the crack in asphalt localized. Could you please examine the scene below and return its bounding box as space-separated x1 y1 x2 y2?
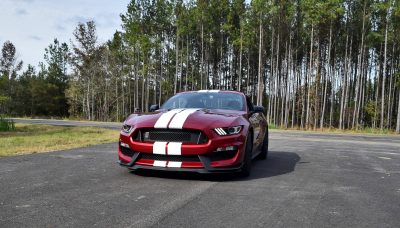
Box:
129 182 217 228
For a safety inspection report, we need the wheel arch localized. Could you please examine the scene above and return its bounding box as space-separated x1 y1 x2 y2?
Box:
248 126 254 142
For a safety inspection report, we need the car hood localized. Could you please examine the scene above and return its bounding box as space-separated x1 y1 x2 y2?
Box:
124 108 246 130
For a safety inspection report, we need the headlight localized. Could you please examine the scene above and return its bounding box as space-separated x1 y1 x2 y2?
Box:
214 126 242 136
122 124 134 133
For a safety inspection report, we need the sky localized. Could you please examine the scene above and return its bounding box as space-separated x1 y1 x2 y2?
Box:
0 0 130 69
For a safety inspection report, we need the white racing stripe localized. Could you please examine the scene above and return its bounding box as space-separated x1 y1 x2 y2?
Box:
167 142 182 155
153 160 167 167
151 142 183 168
167 162 182 168
154 109 183 128
168 109 199 129
153 141 167 154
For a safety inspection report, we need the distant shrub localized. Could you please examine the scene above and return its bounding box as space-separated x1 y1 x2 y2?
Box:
0 115 15 132
268 123 278 129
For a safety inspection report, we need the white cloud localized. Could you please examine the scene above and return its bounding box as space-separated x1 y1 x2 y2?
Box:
15 8 28 16
28 35 42 41
0 0 130 69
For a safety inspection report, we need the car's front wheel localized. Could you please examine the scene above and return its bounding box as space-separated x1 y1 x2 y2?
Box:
257 129 269 160
239 133 253 177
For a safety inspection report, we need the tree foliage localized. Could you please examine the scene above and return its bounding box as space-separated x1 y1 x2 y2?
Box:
1 0 400 133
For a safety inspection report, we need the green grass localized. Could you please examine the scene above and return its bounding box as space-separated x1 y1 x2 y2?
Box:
0 123 119 157
0 115 15 132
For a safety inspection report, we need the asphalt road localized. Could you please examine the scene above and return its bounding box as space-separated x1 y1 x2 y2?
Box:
1 119 400 227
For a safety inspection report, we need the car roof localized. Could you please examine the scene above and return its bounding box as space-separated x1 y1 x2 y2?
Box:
177 90 245 96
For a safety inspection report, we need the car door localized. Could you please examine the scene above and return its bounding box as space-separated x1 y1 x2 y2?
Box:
246 97 262 151
256 108 268 150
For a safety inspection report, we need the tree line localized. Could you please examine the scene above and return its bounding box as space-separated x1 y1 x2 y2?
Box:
0 0 400 133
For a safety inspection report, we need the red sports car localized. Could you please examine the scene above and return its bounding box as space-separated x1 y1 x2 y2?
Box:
118 90 268 176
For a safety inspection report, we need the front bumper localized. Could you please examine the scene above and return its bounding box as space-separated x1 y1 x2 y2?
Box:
118 128 247 173
118 155 243 174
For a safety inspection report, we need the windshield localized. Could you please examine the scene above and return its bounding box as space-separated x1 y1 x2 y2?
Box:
161 92 245 111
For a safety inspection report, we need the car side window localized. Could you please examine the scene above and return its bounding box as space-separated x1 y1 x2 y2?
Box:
246 97 254 112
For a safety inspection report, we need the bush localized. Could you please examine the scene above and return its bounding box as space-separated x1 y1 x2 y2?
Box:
268 123 278 129
0 115 15 132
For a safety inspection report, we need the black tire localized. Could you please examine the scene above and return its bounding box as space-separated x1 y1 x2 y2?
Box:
257 129 269 160
240 134 253 177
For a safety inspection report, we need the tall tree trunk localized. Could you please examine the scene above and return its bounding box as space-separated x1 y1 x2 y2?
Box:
87 80 91 120
396 90 400 133
238 27 243 91
145 70 149 113
174 32 179 94
306 24 314 129
135 50 139 112
268 28 275 123
314 39 320 130
122 78 126 119
352 1 367 129
291 63 296 129
159 40 163 106
374 45 382 128
257 14 263 106
381 6 390 130
129 79 132 117
229 39 233 90
179 39 184 92
200 22 204 90
246 49 250 95
344 40 353 129
185 36 189 91
357 51 366 127
339 35 349 129
116 75 119 121
301 63 306 129
285 39 292 128
91 80 94 120
329 65 336 128
387 44 395 128
273 33 280 125
321 25 332 129
141 57 145 112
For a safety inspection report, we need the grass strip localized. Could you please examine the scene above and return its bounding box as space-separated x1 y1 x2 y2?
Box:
0 123 119 157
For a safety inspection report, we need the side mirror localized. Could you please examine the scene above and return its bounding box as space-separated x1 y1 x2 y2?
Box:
253 106 265 113
149 104 159 112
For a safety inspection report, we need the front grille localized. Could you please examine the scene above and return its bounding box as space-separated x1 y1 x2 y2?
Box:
134 129 208 144
140 153 200 162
